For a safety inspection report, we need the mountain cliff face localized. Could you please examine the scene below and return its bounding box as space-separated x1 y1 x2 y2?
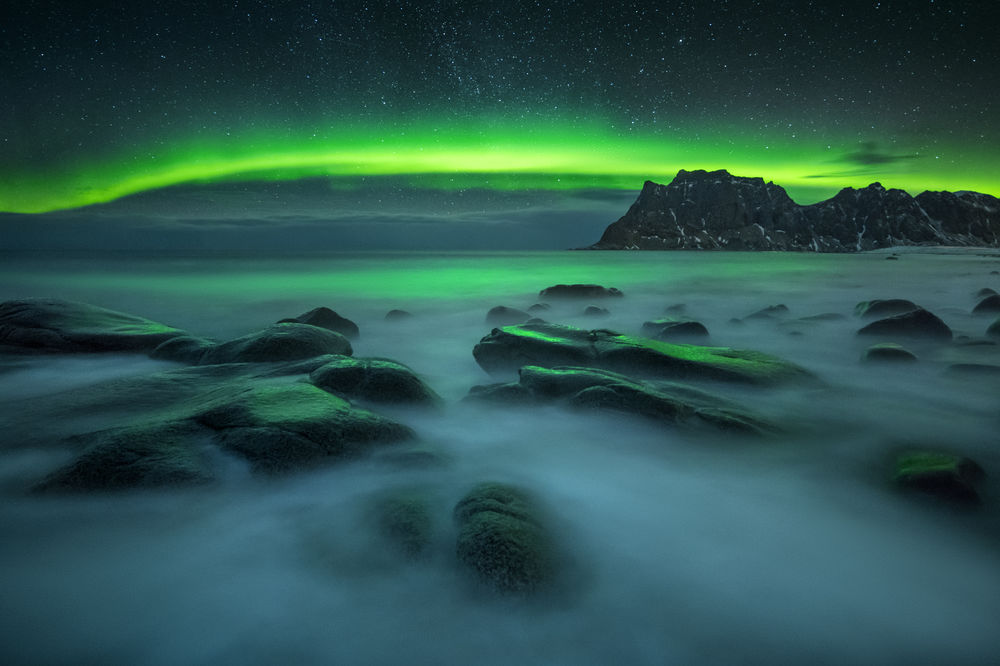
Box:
589 169 1000 251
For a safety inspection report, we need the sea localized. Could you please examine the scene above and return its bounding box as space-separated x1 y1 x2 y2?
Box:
1 249 999 665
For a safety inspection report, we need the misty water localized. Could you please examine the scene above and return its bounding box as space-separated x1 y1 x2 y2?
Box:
1 250 999 664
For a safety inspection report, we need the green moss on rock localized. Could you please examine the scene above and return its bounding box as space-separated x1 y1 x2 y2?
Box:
454 482 555 594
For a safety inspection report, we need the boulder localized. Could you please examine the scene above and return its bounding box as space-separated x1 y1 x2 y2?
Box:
538 284 623 299
972 294 1000 315
743 304 789 320
278 306 359 339
987 318 1000 339
34 423 214 492
309 357 441 406
195 383 414 473
862 343 917 363
150 335 216 364
469 365 778 436
454 482 556 594
0 298 190 354
527 303 551 313
373 489 435 557
583 305 610 317
892 450 985 505
385 309 414 321
641 318 709 341
473 323 814 386
856 308 952 340
485 306 532 326
975 288 997 299
200 323 352 365
854 299 919 319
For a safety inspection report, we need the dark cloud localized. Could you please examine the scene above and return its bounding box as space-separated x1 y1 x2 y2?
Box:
841 142 923 167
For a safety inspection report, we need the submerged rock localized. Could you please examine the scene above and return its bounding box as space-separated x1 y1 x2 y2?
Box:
35 423 214 492
473 323 813 386
538 284 623 299
309 357 441 405
856 308 952 341
972 294 1000 315
862 343 917 363
278 306 359 340
373 489 436 557
485 306 532 326
0 298 190 354
641 318 710 341
987 318 1000 339
855 299 919 319
583 305 610 317
385 309 414 321
469 365 778 436
892 450 985 505
150 335 217 364
975 288 997 299
195 383 414 473
200 323 352 365
454 482 556 594
743 304 789 320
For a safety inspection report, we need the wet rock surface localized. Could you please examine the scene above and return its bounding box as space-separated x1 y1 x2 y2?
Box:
862 343 918 363
0 298 191 354
892 450 986 505
200 323 353 364
310 356 441 406
469 365 778 436
278 306 360 340
856 308 952 340
454 482 556 594
473 322 814 385
538 284 623 299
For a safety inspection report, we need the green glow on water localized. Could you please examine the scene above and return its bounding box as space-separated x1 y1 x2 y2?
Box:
2 118 995 213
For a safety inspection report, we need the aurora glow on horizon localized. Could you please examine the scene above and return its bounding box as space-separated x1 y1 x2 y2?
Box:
1 2 997 218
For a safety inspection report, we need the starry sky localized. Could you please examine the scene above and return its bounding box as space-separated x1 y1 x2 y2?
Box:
0 0 996 223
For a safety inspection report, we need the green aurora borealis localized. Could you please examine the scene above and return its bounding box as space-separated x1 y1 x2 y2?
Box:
1 2 997 216
3 118 997 214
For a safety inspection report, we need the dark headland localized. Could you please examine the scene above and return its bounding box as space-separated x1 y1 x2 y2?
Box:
588 169 1000 252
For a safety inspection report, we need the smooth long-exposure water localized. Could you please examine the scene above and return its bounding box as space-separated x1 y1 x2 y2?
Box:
1 250 999 665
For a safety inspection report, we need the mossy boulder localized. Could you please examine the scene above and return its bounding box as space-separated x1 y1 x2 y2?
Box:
972 294 1000 315
538 284 623 299
195 383 413 473
892 450 985 505
35 423 214 492
469 365 778 436
278 306 359 339
485 306 532 326
473 323 813 386
0 298 191 354
854 299 919 319
309 357 441 406
862 343 918 363
641 318 709 341
200 323 352 365
454 482 556 594
856 308 952 341
373 489 436 557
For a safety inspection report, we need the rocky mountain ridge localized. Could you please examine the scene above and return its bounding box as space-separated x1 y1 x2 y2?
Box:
589 169 999 252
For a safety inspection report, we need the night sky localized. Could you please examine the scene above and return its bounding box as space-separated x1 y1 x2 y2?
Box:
0 1 996 221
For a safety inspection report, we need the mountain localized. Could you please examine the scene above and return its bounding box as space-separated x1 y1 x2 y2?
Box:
589 169 1000 252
